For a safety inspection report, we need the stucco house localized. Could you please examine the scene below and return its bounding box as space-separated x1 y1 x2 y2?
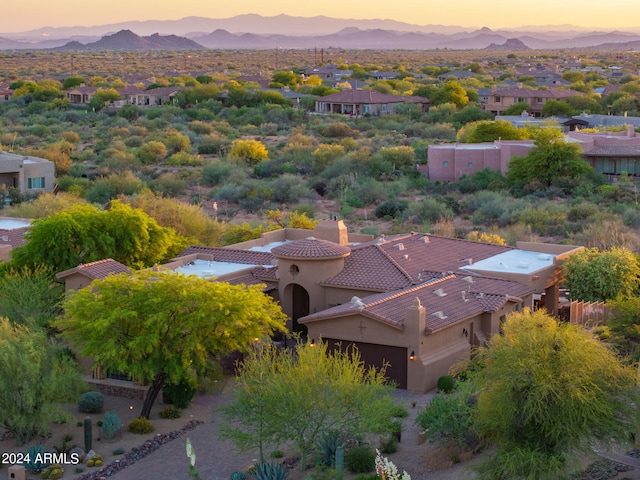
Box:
315 89 429 116
0 150 55 195
55 220 581 393
485 86 584 116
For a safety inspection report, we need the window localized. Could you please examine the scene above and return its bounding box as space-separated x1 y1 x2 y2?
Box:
536 97 543 103
382 104 387 111
494 96 501 102
443 161 449 167
517 97 528 103
467 162 473 168
27 177 45 189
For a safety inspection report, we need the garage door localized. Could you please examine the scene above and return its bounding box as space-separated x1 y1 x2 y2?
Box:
324 338 407 389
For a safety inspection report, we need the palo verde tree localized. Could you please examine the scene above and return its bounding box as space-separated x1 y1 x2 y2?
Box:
10 200 188 271
220 341 398 470
471 309 637 480
507 127 592 188
562 246 640 302
55 270 287 419
0 318 83 445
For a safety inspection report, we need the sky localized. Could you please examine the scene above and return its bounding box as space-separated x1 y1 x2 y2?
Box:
2 0 640 33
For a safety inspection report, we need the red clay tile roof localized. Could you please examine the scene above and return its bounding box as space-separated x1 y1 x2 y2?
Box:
321 244 413 290
226 266 278 292
321 233 513 290
272 238 351 260
56 259 130 280
0 227 29 247
301 274 533 332
492 87 582 99
177 246 274 265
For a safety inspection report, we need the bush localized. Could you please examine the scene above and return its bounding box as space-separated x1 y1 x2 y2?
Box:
159 406 182 419
378 435 399 454
344 446 375 474
162 377 198 409
101 411 122 440
77 391 104 413
437 375 456 393
128 418 154 434
251 460 287 480
21 444 48 473
230 471 246 480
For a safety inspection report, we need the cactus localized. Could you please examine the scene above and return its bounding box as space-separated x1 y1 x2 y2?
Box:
84 417 92 452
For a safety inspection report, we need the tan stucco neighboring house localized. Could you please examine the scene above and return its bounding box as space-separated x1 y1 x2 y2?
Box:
56 258 131 294
485 86 583 116
315 89 429 116
0 150 55 194
66 85 97 105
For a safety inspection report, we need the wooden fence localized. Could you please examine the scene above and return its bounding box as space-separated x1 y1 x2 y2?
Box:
569 300 610 327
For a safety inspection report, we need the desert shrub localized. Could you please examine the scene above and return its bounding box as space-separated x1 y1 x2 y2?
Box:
403 198 454 224
21 444 48 473
566 203 599 222
375 199 409 219
128 418 154 434
437 375 456 393
101 411 122 440
159 406 182 419
321 122 358 138
344 446 375 474
77 391 104 413
162 377 198 409
378 435 399 454
316 429 343 467
230 471 246 480
623 208 640 228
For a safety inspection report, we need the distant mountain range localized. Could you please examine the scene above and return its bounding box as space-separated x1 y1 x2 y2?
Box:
2 15 640 51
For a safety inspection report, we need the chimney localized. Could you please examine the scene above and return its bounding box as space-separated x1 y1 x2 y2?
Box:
405 297 426 337
628 124 635 138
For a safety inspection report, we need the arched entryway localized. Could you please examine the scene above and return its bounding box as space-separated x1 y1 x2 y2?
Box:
291 284 309 336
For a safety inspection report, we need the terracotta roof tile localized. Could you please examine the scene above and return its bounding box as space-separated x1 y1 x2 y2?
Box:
56 259 130 280
272 238 351 259
322 233 512 290
302 274 533 332
583 145 640 156
0 227 29 247
177 246 274 265
226 267 278 292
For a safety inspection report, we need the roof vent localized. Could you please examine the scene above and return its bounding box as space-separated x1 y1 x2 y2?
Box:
477 292 485 299
432 288 447 297
432 311 448 319
461 291 469 302
461 276 474 284
395 243 405 250
421 236 430 243
403 254 409 260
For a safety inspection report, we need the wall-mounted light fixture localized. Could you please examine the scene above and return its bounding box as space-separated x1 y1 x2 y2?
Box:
310 338 316 347
462 328 468 338
409 350 415 361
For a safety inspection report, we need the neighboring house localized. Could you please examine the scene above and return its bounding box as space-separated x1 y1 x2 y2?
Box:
437 70 479 81
369 71 398 81
54 220 581 393
0 150 55 194
427 140 534 181
66 85 97 105
496 113 589 131
0 216 30 262
315 89 429 116
569 125 640 179
304 65 352 80
56 258 131 294
485 86 584 116
0 85 13 102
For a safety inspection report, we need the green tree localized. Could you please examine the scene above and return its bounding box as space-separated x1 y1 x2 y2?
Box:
429 80 469 108
229 139 269 164
0 318 83 445
220 341 397 469
271 71 298 88
472 309 637 480
55 270 287 419
541 100 575 117
457 120 526 143
88 87 121 111
507 128 591 188
11 201 187 271
0 265 63 329
62 75 86 89
501 101 531 115
562 247 640 302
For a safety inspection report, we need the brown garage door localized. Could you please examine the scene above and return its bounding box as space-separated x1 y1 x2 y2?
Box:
324 338 407 389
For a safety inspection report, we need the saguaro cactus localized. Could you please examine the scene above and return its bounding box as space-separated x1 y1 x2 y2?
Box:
84 416 92 452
